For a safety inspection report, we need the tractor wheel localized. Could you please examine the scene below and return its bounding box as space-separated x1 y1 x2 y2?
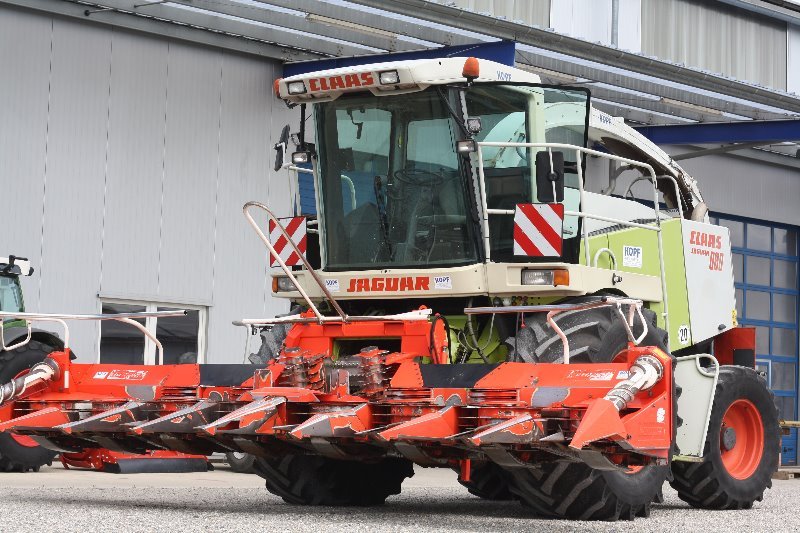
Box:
458 461 514 500
225 451 256 473
670 366 779 509
510 461 668 520
252 454 413 506
0 341 59 472
505 300 671 520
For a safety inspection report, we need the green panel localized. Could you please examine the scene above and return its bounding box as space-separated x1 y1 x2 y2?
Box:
579 219 691 352
580 232 609 266
445 315 508 363
654 219 691 352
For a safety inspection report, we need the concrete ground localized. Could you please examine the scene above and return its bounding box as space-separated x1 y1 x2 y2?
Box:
0 463 797 533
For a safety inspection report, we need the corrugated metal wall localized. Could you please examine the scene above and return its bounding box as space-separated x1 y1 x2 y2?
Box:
549 0 641 51
641 0 787 90
0 6 296 362
451 0 549 26
789 24 800 94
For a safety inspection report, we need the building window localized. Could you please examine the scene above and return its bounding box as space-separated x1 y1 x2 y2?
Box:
98 300 206 365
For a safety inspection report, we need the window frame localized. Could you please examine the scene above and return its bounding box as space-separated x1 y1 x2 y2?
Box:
97 298 207 365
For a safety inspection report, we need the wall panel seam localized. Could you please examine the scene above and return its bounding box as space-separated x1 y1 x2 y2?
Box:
36 17 54 309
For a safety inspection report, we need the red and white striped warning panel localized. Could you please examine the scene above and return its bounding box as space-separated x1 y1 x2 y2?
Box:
268 217 307 266
513 203 564 257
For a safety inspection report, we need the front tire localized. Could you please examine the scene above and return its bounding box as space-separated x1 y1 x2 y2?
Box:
252 454 413 506
506 300 670 520
0 341 59 472
670 366 779 509
510 462 669 520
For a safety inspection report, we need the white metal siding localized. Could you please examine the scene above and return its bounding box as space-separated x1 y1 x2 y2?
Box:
451 0 549 27
206 53 284 364
38 20 112 352
641 0 788 90
0 10 51 314
158 43 222 304
1 6 294 361
549 0 641 51
789 24 800 94
551 0 612 44
618 0 642 52
101 31 168 299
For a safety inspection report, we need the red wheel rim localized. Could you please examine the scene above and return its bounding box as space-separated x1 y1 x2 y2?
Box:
625 465 644 475
720 399 764 480
7 370 40 448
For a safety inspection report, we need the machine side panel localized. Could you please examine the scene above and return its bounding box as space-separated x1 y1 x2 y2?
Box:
681 219 736 344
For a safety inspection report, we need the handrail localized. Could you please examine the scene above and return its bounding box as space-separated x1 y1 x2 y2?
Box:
0 310 186 365
243 201 348 323
465 296 649 363
233 308 432 327
593 247 617 269
474 141 670 337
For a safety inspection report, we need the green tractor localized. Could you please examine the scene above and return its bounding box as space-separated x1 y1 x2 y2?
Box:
0 255 63 471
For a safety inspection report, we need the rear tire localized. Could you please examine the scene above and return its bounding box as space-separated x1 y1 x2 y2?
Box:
225 451 256 473
0 341 59 472
252 454 413 506
506 299 670 520
670 366 779 509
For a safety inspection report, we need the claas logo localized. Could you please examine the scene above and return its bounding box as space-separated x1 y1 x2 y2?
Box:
308 73 375 92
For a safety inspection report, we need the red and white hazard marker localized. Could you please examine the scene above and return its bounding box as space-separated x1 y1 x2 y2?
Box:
268 216 307 266
513 203 564 257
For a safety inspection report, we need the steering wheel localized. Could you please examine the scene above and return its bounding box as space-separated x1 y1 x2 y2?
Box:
392 167 454 187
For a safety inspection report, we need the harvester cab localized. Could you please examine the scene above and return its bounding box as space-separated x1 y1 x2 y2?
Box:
269 57 733 361
0 57 779 521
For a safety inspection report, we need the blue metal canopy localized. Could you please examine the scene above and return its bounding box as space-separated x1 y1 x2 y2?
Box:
282 40 516 77
634 119 800 145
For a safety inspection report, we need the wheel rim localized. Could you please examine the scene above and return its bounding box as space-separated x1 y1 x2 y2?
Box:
720 399 764 480
8 369 40 448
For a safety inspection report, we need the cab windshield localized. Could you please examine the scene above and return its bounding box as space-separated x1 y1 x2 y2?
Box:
315 88 479 270
466 84 589 262
314 83 590 270
0 275 24 313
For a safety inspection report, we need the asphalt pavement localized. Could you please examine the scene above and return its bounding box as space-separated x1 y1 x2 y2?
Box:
0 463 797 532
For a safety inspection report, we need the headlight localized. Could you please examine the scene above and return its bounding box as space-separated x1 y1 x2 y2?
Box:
378 70 400 84
521 269 569 287
272 276 297 292
456 139 477 154
291 151 310 164
287 81 307 95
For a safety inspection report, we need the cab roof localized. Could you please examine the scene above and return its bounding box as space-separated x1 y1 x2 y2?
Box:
276 57 541 103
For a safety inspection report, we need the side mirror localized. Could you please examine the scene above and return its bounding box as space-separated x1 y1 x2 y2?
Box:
273 124 291 172
535 150 565 203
